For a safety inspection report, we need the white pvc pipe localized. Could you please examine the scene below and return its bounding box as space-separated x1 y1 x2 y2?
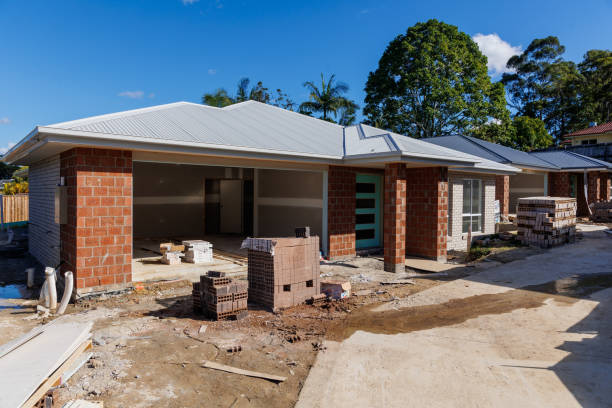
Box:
56 271 73 315
26 267 35 288
39 279 49 308
45 267 57 311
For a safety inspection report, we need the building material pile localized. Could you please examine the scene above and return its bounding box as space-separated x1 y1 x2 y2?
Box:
517 197 576 248
192 271 248 320
0 319 93 408
243 233 320 311
182 240 213 264
160 242 184 265
590 201 612 222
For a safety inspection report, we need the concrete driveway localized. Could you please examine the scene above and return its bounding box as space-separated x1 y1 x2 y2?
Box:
297 225 612 408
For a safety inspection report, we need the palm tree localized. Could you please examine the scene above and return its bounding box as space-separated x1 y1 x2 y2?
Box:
299 74 358 122
202 88 234 107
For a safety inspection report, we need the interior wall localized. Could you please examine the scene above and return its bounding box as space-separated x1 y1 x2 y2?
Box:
256 169 323 238
133 162 252 238
509 173 546 212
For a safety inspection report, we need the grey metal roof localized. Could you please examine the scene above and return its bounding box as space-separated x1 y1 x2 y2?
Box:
422 135 556 169
529 150 612 170
5 101 518 173
48 101 346 157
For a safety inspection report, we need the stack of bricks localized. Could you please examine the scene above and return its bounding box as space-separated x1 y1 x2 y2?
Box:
183 240 213 264
246 235 320 311
192 271 248 320
160 242 184 265
517 197 576 248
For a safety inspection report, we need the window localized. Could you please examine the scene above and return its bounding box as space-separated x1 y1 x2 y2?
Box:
462 179 482 233
581 139 597 145
569 175 577 198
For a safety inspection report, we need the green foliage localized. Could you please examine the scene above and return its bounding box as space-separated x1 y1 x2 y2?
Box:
467 246 491 261
363 19 509 139
576 50 612 127
299 73 358 124
511 116 553 151
0 162 20 180
202 78 295 109
2 177 28 195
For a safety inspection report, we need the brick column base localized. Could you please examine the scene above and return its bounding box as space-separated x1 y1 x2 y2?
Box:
588 171 601 204
495 175 509 218
548 172 571 197
601 172 611 201
405 167 448 262
60 148 133 295
384 163 406 272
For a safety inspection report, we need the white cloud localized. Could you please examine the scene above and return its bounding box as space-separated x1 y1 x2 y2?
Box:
207 68 216 75
118 90 145 99
0 142 16 155
472 33 522 76
0 117 10 125
182 0 199 4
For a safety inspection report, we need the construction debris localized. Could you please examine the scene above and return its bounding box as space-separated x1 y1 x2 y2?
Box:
0 318 93 408
590 201 612 222
517 197 577 248
320 280 351 300
62 400 104 408
245 235 321 310
201 360 287 383
182 240 213 264
192 271 248 320
161 250 182 265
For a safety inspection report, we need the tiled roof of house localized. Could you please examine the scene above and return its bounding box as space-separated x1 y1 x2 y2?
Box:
564 122 612 138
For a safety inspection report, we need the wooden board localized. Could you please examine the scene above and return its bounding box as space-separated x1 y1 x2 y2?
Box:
202 360 286 383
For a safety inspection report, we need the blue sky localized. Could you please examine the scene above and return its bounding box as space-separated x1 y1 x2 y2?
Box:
1 0 611 154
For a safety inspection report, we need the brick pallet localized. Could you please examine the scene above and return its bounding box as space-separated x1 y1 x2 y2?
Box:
192 272 248 320
244 235 320 311
182 240 213 264
590 201 612 222
516 197 577 248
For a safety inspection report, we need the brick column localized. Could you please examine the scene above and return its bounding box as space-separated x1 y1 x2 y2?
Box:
587 171 601 204
495 175 509 218
60 148 133 295
327 166 356 260
601 172 611 201
405 167 448 262
384 163 406 272
548 172 570 197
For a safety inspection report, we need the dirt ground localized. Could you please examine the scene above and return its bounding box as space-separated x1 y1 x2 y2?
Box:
0 223 610 407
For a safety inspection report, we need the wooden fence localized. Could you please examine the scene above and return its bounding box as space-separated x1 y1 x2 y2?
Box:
1 194 29 224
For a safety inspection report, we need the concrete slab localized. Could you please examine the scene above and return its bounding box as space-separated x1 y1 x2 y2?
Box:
404 256 461 273
298 226 612 408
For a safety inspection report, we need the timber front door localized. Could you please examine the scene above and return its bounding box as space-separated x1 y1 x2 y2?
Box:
355 174 382 249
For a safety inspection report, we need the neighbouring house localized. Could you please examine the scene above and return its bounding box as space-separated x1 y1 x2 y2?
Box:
562 122 612 146
2 101 517 295
423 135 612 217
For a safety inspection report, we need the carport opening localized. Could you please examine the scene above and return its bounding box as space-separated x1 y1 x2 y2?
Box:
131 161 325 280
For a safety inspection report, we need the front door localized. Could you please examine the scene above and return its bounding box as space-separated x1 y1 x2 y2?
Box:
355 174 382 249
220 179 243 234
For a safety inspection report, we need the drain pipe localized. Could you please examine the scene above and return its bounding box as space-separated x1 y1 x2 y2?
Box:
45 267 57 311
584 170 593 216
56 271 73 315
26 267 35 288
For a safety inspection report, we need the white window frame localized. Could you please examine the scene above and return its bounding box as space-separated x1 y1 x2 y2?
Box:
462 179 482 234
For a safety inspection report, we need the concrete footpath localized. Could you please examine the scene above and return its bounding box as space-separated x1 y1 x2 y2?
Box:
297 225 612 408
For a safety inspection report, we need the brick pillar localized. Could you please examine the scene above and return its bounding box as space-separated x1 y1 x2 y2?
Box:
587 171 601 204
60 148 133 295
548 172 570 197
405 167 448 262
495 175 509 217
327 166 356 260
383 163 406 272
601 172 611 201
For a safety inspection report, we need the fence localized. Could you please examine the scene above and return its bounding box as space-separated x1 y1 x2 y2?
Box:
1 194 29 225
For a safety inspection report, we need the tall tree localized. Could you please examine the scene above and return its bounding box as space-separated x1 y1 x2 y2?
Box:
577 50 612 126
363 19 509 139
501 36 581 140
299 73 358 122
511 116 553 151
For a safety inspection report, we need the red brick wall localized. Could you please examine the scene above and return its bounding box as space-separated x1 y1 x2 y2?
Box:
327 166 356 259
60 148 133 293
587 172 601 204
405 167 448 261
495 175 509 217
548 172 571 197
383 163 406 272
